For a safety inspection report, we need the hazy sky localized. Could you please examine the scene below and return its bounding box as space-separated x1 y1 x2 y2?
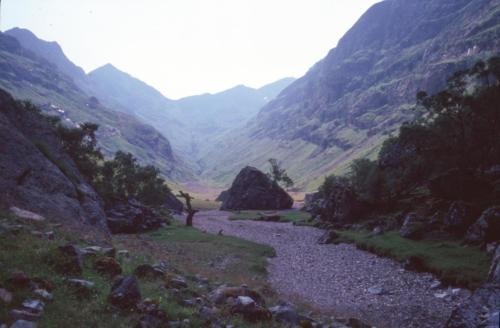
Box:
1 0 380 99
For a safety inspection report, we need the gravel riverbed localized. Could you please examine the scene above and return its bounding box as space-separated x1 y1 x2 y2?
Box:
186 210 467 328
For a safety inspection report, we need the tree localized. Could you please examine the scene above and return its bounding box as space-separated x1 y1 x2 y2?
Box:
267 158 294 188
177 191 198 226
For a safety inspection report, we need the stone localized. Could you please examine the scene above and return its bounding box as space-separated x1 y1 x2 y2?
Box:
199 306 219 322
117 250 130 258
443 201 476 235
430 281 442 290
446 284 500 328
9 320 37 328
0 288 12 304
94 257 122 277
489 245 500 284
81 246 116 258
166 277 188 289
66 279 95 297
134 264 165 279
31 278 54 292
230 295 271 322
9 309 41 322
55 244 83 275
8 270 30 287
21 300 44 314
270 304 312 325
9 207 45 222
399 213 425 239
208 286 265 306
317 230 339 244
367 286 385 295
33 289 53 302
106 199 165 234
465 207 500 245
136 298 167 320
220 166 293 210
108 275 141 309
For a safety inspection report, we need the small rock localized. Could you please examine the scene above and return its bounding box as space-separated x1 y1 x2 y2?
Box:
10 309 41 322
434 292 449 299
9 207 45 222
199 306 219 322
108 275 141 309
0 288 13 304
94 257 122 277
33 289 53 302
8 270 30 288
21 300 44 313
230 296 271 322
117 250 130 258
31 278 54 292
167 277 188 289
237 296 255 306
134 264 165 279
430 281 442 289
10 320 37 328
66 279 95 297
56 244 83 275
367 286 384 295
182 299 196 307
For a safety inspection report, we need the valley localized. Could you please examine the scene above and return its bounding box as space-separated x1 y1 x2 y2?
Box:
1 0 500 327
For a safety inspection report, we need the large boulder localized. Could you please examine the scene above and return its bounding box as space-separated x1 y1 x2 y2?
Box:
465 207 500 245
220 167 293 210
215 190 229 203
106 199 165 234
308 178 364 225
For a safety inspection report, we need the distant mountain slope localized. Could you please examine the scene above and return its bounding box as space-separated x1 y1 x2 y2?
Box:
87 62 294 160
201 0 500 189
0 32 193 182
5 28 87 83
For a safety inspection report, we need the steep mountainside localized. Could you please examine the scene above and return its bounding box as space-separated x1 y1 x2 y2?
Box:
0 32 193 182
201 0 500 189
0 88 108 236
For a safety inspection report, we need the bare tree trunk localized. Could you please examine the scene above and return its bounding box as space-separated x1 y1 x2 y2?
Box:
177 191 199 227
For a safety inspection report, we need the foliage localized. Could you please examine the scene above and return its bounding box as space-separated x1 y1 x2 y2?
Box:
335 230 490 289
93 151 171 206
266 158 294 188
58 122 102 180
57 121 171 207
320 56 500 211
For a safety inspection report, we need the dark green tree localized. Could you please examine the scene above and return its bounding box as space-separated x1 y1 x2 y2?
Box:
267 158 294 188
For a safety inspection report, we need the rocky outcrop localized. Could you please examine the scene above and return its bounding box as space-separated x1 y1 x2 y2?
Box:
215 190 229 203
220 167 293 210
443 201 477 235
106 199 166 234
0 90 108 234
465 207 500 245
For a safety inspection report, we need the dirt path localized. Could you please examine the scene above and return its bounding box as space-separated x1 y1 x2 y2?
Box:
186 210 466 328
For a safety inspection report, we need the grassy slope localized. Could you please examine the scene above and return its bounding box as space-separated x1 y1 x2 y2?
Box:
229 210 312 225
0 210 276 327
336 231 491 289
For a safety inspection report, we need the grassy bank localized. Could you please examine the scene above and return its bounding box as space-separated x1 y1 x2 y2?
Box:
229 210 312 225
0 210 277 327
336 230 491 289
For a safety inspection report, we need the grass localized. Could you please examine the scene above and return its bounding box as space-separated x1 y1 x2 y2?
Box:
146 221 276 284
0 209 277 327
336 230 491 289
228 210 312 225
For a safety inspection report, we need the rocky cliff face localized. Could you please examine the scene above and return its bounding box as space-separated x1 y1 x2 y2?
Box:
201 0 500 189
0 89 108 233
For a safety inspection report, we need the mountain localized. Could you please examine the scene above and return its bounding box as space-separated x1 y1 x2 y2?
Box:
86 62 294 161
0 31 193 182
5 28 87 83
200 0 500 189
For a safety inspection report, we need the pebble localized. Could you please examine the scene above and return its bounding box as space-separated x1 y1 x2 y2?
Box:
33 289 53 301
0 288 13 304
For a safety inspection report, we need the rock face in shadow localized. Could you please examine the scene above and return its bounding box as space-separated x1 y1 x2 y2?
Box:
220 167 293 210
0 89 108 234
106 199 165 234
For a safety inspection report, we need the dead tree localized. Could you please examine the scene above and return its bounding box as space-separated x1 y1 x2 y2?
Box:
177 191 198 226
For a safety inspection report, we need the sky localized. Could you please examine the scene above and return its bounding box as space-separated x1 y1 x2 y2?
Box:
1 0 380 99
